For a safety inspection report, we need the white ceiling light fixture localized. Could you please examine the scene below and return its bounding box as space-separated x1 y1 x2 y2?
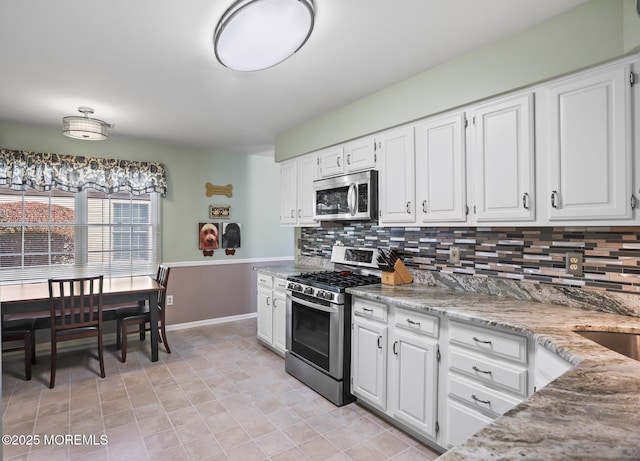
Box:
214 0 315 72
62 106 111 140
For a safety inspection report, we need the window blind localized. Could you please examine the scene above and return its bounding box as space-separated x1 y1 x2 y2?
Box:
0 187 161 283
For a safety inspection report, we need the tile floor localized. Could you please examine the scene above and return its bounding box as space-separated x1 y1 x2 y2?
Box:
2 318 441 461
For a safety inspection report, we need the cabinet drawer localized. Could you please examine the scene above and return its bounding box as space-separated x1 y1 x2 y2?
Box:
446 398 494 448
353 298 387 322
257 273 273 289
449 348 528 396
449 320 527 364
448 374 523 418
394 307 439 338
274 277 287 292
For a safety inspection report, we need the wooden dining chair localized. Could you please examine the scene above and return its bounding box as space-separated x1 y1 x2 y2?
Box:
1 317 36 381
48 275 105 388
116 265 171 362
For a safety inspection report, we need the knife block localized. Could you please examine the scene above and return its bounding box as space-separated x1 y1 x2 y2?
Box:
381 260 413 285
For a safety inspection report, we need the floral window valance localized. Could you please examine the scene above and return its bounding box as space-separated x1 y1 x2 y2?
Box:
0 149 167 197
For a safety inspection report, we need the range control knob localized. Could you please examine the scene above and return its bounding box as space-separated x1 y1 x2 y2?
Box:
289 283 302 292
304 286 314 295
318 291 334 301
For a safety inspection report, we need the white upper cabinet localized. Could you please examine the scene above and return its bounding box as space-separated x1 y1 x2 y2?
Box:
544 63 632 221
344 136 377 172
471 92 535 222
318 145 345 178
279 152 318 226
378 125 416 223
297 153 319 225
279 158 297 225
415 112 467 223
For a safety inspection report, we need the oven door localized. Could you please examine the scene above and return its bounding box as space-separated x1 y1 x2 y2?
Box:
286 291 344 380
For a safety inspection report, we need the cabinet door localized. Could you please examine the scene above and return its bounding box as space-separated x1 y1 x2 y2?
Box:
378 126 416 223
545 64 632 220
345 136 376 172
391 329 439 438
352 316 387 410
272 291 287 355
415 112 467 223
279 159 297 225
318 145 344 178
472 93 535 222
257 286 273 344
296 153 318 225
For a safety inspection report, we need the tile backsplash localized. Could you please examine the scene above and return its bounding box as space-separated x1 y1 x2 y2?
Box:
299 223 640 296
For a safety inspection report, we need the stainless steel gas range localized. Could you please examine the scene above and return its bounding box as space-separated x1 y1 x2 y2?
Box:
285 246 381 406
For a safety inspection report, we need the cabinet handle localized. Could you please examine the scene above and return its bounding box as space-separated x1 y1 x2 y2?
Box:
362 307 373 313
393 341 398 355
522 192 529 210
266 296 271 306
472 365 492 375
472 336 492 345
298 209 302 218
347 154 351 165
290 209 295 218
377 336 383 349
337 156 341 167
631 195 637 210
406 201 411 214
272 299 277 308
471 394 491 405
422 200 427 213
551 190 559 208
407 319 421 328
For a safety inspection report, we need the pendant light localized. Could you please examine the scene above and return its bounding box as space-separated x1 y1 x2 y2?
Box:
62 107 110 140
214 0 315 72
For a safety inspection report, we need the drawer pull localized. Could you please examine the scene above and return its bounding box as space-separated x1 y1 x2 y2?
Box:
472 336 492 345
472 365 492 375
471 394 491 405
362 307 373 313
407 319 421 327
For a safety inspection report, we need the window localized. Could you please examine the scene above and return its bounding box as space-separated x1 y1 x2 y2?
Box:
0 188 160 283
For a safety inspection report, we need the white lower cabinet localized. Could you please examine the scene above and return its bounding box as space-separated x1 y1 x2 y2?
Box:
352 300 388 411
351 298 442 444
256 272 287 356
445 319 530 449
391 326 439 438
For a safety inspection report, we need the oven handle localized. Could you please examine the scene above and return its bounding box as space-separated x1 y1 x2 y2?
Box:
286 292 340 313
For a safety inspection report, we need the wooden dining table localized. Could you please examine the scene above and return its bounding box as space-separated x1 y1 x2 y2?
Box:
0 276 164 362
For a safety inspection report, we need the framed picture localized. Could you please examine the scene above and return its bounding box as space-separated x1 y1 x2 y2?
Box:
222 222 241 249
198 222 219 249
209 205 231 219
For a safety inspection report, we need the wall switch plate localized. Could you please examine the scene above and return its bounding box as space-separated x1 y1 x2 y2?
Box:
566 252 583 276
450 246 460 264
166 295 174 306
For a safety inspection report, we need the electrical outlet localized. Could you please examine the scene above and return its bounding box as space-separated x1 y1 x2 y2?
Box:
166 295 174 306
566 252 583 276
450 246 460 264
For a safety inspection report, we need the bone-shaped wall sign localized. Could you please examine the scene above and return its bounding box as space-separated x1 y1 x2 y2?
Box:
205 183 233 198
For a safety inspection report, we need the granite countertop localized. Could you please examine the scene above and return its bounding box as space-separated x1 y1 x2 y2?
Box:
254 264 321 280
346 284 640 460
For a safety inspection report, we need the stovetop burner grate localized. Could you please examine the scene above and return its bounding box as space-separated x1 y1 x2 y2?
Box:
288 271 381 292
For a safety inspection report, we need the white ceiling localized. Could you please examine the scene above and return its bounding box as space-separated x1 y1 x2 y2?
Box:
0 0 588 155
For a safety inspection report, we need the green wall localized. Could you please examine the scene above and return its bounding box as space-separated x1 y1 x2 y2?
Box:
0 122 293 263
276 0 640 161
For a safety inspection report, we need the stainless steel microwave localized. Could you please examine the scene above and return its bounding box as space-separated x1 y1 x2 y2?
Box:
313 170 378 221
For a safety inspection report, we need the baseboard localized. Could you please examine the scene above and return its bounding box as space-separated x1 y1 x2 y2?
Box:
166 312 257 331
